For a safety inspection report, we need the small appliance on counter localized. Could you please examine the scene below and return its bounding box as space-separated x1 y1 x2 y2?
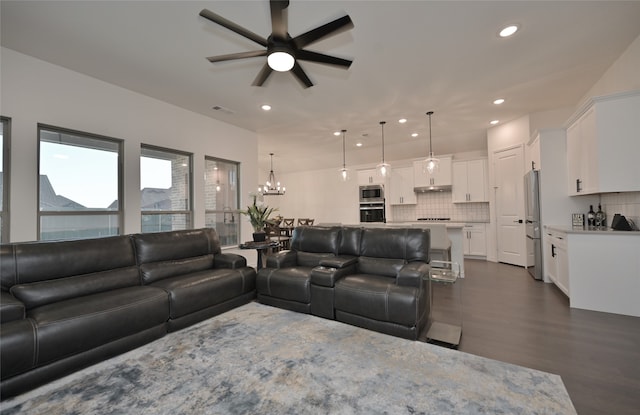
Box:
611 214 637 231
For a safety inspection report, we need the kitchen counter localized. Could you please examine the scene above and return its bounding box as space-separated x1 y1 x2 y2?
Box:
545 225 639 235
543 225 640 317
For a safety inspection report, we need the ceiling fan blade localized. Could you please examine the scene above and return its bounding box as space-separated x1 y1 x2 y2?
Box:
206 50 268 63
291 62 313 88
293 15 354 49
252 63 274 86
200 9 268 47
296 50 352 68
270 0 289 39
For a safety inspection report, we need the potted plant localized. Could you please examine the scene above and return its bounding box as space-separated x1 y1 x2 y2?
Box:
240 194 277 242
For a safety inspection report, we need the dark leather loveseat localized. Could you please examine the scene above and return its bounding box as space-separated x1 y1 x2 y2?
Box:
257 226 431 340
0 228 255 399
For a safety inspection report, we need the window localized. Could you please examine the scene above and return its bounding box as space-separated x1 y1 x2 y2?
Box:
140 145 192 233
205 157 240 246
38 125 123 241
1 117 10 242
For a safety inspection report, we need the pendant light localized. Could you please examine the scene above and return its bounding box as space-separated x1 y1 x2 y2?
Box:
339 129 350 181
262 153 286 196
424 111 440 174
376 121 391 177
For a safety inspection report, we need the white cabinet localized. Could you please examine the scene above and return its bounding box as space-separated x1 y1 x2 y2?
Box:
388 166 416 205
357 168 386 186
413 156 452 188
566 91 640 195
543 229 569 296
452 159 488 203
462 224 486 257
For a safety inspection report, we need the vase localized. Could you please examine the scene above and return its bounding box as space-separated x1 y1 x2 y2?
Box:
252 231 266 242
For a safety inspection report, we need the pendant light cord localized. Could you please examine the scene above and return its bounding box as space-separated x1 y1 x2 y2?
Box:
380 121 386 162
342 129 347 168
427 111 434 155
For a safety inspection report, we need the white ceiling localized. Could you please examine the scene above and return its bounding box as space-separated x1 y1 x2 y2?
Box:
2 1 640 174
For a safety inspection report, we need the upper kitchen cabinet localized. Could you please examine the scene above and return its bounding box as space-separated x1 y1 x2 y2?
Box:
452 159 488 203
566 90 640 195
413 156 452 188
388 166 417 205
357 168 387 186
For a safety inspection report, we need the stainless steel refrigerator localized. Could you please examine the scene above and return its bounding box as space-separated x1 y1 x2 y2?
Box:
524 169 543 280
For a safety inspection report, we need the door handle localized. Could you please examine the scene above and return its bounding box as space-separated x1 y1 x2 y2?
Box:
551 244 556 257
513 219 523 223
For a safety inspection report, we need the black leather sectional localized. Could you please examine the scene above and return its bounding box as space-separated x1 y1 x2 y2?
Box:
257 226 431 340
0 228 256 399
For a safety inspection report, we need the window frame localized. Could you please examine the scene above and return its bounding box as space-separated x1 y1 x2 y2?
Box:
140 144 194 233
1 116 11 243
204 156 241 247
37 124 124 241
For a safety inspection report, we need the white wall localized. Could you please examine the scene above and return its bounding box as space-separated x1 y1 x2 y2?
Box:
1 48 259 243
580 34 640 104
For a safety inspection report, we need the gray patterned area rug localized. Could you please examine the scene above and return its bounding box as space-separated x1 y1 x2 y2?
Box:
1 302 575 414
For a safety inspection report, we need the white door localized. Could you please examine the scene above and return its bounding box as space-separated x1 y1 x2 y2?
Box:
494 146 526 266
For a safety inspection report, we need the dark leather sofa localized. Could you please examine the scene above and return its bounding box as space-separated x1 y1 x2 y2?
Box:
0 228 255 399
257 226 431 340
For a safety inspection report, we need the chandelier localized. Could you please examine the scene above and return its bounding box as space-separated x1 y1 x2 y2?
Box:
262 153 286 196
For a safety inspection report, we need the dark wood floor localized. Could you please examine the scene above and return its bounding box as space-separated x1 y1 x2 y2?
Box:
424 259 640 415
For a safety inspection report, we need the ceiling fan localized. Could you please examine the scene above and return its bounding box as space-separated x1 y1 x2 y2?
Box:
199 0 354 88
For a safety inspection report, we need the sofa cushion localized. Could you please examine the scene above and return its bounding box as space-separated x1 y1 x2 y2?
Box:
133 228 220 264
1 236 138 304
290 226 340 255
150 268 255 319
0 318 36 379
139 254 214 285
338 227 363 256
11 267 140 310
334 274 421 326
357 256 405 278
359 228 430 262
257 267 312 303
28 286 169 366
0 291 26 323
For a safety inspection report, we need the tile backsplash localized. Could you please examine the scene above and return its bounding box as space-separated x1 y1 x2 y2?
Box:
601 192 640 227
390 191 490 223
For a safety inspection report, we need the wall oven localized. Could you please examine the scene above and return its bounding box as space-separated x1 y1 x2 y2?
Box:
359 185 384 203
360 202 386 223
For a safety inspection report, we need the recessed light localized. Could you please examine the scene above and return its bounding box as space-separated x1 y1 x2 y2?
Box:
490 120 500 125
261 104 271 111
411 133 418 137
493 98 505 105
399 118 407 124
356 142 363 147
333 131 341 136
499 25 519 38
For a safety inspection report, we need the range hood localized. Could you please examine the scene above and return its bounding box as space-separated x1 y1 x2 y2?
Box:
414 185 452 193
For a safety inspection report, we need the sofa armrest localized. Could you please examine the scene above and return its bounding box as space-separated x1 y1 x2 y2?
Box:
265 250 297 269
319 255 357 269
310 263 357 288
396 262 430 288
0 291 26 323
214 253 247 269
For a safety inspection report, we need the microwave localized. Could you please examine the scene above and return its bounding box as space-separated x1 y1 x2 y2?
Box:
359 185 384 203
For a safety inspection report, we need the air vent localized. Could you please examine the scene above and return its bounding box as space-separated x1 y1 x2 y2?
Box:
212 105 234 115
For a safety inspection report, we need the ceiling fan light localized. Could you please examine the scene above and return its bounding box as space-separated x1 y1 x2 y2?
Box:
268 51 295 72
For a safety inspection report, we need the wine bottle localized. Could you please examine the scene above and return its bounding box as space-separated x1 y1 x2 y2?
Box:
596 204 606 229
587 205 596 228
